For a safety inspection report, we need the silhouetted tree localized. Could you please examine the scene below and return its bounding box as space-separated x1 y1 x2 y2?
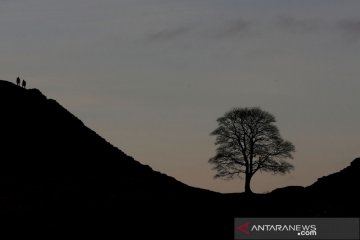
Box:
209 107 295 194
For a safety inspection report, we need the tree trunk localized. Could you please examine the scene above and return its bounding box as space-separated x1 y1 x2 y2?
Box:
244 173 253 194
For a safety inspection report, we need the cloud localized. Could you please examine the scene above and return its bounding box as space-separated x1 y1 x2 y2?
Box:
276 16 319 34
337 19 360 42
146 26 191 43
142 16 360 44
215 18 253 38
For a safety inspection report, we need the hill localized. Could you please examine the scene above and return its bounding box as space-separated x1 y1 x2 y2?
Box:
0 79 358 238
0 80 220 237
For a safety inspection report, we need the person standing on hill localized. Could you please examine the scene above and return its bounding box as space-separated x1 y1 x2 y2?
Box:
22 79 26 88
16 77 20 86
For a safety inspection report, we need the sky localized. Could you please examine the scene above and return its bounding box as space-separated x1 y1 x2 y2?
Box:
1 0 359 193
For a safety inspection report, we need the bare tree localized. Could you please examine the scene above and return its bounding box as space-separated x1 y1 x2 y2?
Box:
209 107 295 194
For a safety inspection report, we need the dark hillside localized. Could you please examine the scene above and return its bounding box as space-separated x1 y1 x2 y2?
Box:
0 80 219 237
0 80 358 238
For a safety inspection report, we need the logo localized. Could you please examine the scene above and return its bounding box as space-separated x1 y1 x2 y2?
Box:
235 220 317 238
235 218 359 240
237 222 250 234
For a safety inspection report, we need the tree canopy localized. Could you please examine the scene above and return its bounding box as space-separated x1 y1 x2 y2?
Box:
209 107 295 193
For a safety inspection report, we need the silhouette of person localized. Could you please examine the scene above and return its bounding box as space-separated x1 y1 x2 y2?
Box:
22 79 26 89
16 77 20 86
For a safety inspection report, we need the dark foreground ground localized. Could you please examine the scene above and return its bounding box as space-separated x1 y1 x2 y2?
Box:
0 80 359 238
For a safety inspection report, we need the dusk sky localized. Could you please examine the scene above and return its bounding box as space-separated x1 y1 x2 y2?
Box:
1 0 359 193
